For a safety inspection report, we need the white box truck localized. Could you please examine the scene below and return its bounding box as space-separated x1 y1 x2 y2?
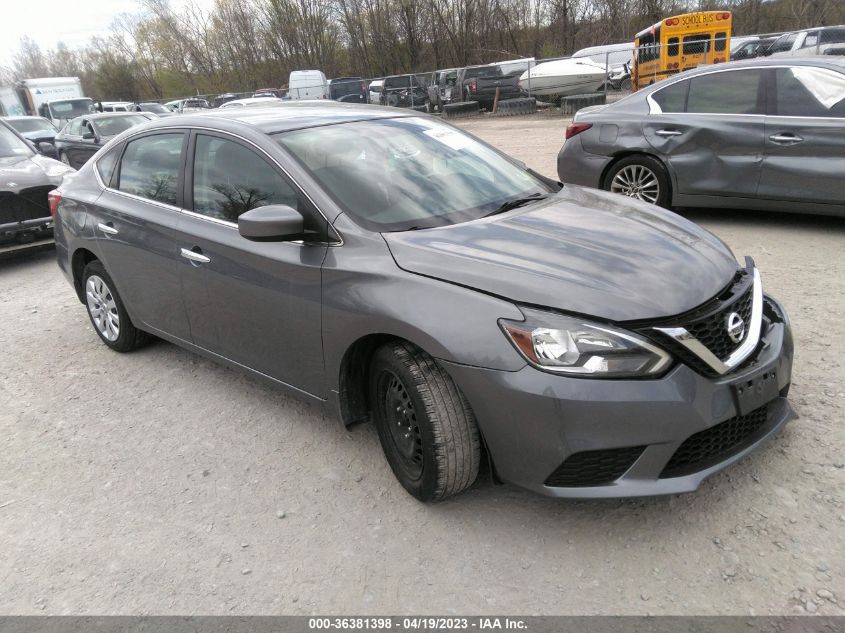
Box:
288 70 330 100
15 77 95 127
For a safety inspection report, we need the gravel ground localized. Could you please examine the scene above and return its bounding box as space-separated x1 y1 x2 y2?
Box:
0 114 843 616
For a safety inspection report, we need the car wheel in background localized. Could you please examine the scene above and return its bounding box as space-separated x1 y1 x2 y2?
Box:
620 77 632 91
369 341 481 502
605 155 670 208
82 260 149 352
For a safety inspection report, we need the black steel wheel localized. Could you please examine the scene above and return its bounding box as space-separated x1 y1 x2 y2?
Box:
369 341 481 501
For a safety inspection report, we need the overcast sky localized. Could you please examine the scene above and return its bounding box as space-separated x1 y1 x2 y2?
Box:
0 0 215 68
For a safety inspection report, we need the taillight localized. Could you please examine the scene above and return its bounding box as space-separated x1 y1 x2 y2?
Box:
565 122 593 140
716 12 730 20
48 189 61 217
470 80 477 93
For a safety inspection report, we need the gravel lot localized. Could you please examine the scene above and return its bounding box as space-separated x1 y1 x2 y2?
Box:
1 114 843 616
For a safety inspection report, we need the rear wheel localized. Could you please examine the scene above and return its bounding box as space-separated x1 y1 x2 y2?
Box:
604 155 670 208
82 260 149 352
369 341 481 502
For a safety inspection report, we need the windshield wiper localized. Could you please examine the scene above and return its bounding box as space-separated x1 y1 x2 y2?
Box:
483 192 550 218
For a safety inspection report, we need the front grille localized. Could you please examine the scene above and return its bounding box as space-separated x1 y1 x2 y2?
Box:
660 405 769 479
0 186 53 225
544 445 646 487
642 268 756 377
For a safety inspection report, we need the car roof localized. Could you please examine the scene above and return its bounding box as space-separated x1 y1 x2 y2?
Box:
147 101 414 134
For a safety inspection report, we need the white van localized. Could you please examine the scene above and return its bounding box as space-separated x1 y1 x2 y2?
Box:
288 70 329 101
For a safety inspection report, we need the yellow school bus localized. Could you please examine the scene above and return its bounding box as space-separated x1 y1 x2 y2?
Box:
632 11 732 91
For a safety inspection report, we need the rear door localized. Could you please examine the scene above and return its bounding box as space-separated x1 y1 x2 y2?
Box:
176 131 328 396
93 131 193 341
643 68 767 199
758 65 845 208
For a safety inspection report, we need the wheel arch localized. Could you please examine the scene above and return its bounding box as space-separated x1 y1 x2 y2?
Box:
71 247 100 303
600 151 674 203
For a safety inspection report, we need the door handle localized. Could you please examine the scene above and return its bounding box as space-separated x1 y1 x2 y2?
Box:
180 247 210 264
97 222 118 235
655 129 684 137
769 133 803 145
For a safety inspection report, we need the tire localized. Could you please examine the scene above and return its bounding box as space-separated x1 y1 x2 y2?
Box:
82 260 149 352
369 341 481 502
620 77 632 91
604 155 671 208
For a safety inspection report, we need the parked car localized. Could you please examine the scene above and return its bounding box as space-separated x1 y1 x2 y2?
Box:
328 77 368 103
179 98 211 113
54 112 151 169
288 70 330 100
0 119 74 245
135 102 175 116
455 65 522 109
99 101 135 112
219 97 286 108
2 116 59 157
557 58 845 216
381 74 428 109
763 26 845 57
426 68 458 112
732 36 779 60
254 88 287 99
53 102 793 501
368 79 384 105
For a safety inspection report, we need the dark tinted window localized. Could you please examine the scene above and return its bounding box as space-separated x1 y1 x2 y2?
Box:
714 32 727 52
192 135 298 222
652 79 689 113
687 69 764 114
683 34 711 55
775 67 845 117
667 37 679 56
821 28 845 44
93 115 148 137
117 133 184 205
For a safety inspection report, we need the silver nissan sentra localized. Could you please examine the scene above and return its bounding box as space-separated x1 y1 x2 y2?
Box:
53 102 795 501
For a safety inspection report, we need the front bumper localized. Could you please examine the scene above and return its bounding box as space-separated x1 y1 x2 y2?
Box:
442 296 795 498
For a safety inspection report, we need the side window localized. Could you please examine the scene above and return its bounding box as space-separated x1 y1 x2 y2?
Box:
667 37 679 57
770 33 797 53
821 28 845 45
775 67 845 117
192 135 299 223
802 32 819 49
96 144 121 186
117 133 184 205
68 119 82 135
686 69 764 114
714 32 727 52
652 79 689 113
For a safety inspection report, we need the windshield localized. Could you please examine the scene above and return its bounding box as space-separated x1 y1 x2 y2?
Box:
0 124 33 158
93 115 149 137
276 117 549 231
7 118 56 134
49 99 94 120
139 103 169 113
183 100 209 109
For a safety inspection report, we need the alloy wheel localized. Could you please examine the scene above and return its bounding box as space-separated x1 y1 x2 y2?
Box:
85 274 120 341
610 164 660 204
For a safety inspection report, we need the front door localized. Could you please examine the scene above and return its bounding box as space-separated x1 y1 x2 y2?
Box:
643 68 767 199
177 132 328 396
758 65 845 208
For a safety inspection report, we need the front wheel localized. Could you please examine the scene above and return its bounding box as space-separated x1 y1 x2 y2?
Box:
369 341 481 502
604 155 670 208
82 260 149 352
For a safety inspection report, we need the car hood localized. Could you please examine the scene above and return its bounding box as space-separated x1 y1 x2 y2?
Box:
382 186 739 322
0 154 71 192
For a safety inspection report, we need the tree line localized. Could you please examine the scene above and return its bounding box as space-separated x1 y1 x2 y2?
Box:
1 0 842 101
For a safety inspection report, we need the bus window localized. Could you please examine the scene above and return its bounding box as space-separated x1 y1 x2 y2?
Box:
714 32 727 51
683 34 712 55
668 37 679 56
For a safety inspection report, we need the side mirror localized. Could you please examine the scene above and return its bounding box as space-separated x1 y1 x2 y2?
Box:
82 132 96 141
238 204 304 241
38 141 55 156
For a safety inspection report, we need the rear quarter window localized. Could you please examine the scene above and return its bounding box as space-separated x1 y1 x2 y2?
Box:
652 80 689 113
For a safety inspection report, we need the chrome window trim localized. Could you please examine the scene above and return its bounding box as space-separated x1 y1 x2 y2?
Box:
94 124 343 245
104 187 183 213
653 268 763 375
647 63 845 116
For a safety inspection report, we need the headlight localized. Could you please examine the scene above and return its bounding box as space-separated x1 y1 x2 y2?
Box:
500 307 672 378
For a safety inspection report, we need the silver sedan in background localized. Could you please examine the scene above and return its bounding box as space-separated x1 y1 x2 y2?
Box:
557 57 845 216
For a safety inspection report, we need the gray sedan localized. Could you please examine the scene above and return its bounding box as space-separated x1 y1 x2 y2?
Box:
54 103 794 501
557 57 845 216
